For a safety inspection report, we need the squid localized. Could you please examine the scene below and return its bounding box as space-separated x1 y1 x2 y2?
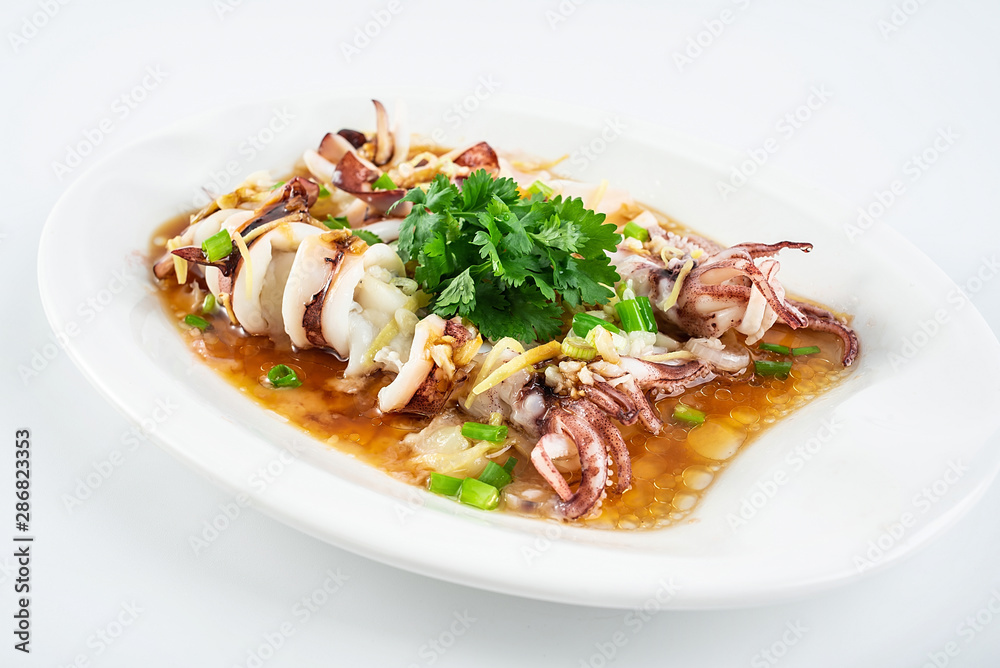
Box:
610 211 859 365
530 357 713 519
378 315 481 415
161 177 426 380
458 352 715 520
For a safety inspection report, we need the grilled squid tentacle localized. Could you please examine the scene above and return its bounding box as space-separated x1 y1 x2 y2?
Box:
534 407 609 520
565 399 632 494
787 299 860 366
582 381 638 425
674 245 810 342
523 356 716 519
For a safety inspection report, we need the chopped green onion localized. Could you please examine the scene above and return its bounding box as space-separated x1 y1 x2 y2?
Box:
792 345 821 356
201 293 216 313
561 336 597 360
758 342 791 355
755 360 793 377
201 229 233 263
615 297 657 332
184 314 210 331
428 472 462 496
478 461 512 489
673 403 705 425
572 312 621 338
318 184 331 197
461 421 508 443
266 364 302 388
458 478 500 510
502 456 518 474
636 296 656 331
622 221 650 243
324 215 349 230
372 173 397 190
269 180 286 190
616 280 636 301
353 229 384 246
527 180 554 198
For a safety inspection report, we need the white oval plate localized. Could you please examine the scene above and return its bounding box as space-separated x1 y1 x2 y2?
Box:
39 91 1000 609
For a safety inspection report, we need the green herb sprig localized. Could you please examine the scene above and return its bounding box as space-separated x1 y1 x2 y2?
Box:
396 170 622 342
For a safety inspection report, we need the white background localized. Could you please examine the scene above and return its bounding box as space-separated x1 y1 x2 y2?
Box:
4 0 1000 666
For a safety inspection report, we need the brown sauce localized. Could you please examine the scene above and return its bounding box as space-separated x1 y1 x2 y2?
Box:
151 209 851 530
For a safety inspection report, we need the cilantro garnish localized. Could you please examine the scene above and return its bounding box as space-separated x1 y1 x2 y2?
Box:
397 170 622 342
354 229 384 246
324 215 349 229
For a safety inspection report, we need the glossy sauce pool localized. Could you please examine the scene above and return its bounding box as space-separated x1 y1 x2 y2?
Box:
152 212 852 530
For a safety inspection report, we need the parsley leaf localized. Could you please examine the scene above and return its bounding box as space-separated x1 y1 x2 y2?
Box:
354 229 384 246
398 170 622 342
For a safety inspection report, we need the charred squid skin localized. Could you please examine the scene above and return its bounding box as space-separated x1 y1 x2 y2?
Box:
336 129 367 149
402 368 456 417
453 141 501 176
332 151 407 216
786 299 860 366
301 257 339 348
318 132 356 164
382 317 479 416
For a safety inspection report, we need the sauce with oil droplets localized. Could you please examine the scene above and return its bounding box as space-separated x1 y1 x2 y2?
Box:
152 211 852 530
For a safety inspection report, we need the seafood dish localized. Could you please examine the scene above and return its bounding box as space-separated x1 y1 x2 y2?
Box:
151 100 859 528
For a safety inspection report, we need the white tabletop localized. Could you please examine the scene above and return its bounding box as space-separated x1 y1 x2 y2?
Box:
4 0 1000 665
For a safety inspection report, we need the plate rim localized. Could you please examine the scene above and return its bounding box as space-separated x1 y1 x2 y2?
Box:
38 89 1000 609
